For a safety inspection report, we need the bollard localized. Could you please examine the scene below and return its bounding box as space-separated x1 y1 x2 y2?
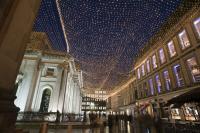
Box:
39 122 48 133
67 125 72 133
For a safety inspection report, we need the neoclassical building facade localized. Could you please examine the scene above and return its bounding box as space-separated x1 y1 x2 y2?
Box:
14 32 83 115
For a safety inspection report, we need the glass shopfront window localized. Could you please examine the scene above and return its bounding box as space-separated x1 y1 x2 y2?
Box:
152 54 157 69
142 64 145 76
137 68 141 79
171 109 181 120
163 70 171 91
178 30 190 50
186 57 200 82
159 48 166 64
149 79 154 95
146 59 150 73
167 41 176 57
155 75 162 93
173 64 184 87
194 17 200 38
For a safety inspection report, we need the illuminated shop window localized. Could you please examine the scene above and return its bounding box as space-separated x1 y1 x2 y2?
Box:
163 70 171 91
173 64 184 87
171 109 181 120
137 68 141 79
178 30 190 50
186 57 200 82
149 78 154 95
152 54 157 69
155 75 162 93
167 41 176 57
146 59 150 73
183 104 197 121
194 17 200 38
141 64 145 76
159 48 166 64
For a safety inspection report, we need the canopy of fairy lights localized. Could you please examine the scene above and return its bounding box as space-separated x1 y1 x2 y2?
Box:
33 0 198 91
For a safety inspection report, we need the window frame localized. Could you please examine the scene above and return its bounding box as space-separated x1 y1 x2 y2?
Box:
159 48 166 64
137 67 141 80
185 56 200 83
167 40 177 58
155 74 162 94
193 17 200 40
163 70 171 91
178 29 191 50
152 54 158 69
149 78 154 96
146 59 151 73
172 64 185 88
141 64 145 76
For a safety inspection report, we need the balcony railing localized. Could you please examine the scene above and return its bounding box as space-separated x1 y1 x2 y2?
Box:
17 112 83 122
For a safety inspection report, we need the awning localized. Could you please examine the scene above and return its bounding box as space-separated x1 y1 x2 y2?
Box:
166 87 200 106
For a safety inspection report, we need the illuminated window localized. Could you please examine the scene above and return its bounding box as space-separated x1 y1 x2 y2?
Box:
155 75 162 93
173 64 184 87
163 70 171 91
159 48 166 64
137 68 141 79
186 57 200 82
152 55 157 69
194 17 200 38
141 64 145 76
178 30 190 50
149 78 154 95
167 41 176 57
146 59 150 73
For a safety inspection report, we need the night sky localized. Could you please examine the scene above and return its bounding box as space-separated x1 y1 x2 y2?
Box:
34 0 183 91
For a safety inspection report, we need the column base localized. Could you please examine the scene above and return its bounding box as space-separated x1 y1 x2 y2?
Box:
0 88 20 133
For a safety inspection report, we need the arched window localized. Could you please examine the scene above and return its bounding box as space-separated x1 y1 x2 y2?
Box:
39 89 51 112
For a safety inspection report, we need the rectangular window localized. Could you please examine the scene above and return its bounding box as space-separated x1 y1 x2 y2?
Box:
194 17 200 38
178 30 190 50
173 64 184 87
152 54 157 69
186 57 200 82
46 68 54 76
155 75 162 93
141 64 145 76
163 70 171 91
167 41 176 57
159 48 166 64
137 68 141 79
143 82 148 96
146 59 150 73
149 79 154 95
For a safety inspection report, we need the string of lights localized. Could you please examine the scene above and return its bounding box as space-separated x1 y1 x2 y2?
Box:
33 0 197 91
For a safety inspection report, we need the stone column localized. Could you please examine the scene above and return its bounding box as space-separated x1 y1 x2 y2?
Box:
25 53 42 111
31 63 44 111
63 74 71 113
57 66 68 113
0 0 41 132
51 65 63 112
